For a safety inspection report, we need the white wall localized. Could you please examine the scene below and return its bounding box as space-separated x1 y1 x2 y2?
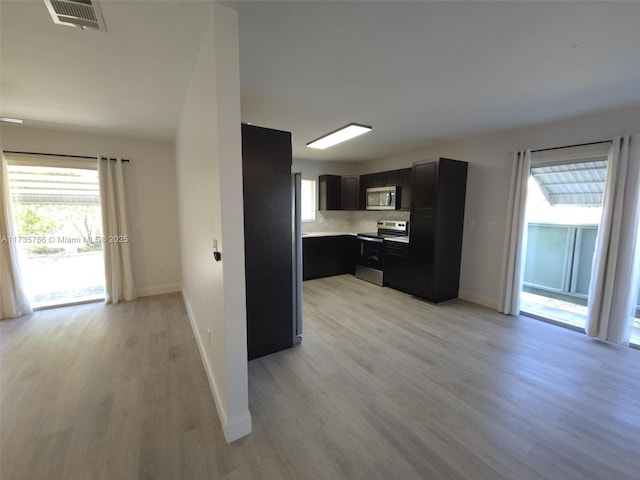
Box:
358 104 640 308
292 157 358 180
0 124 181 297
175 3 250 442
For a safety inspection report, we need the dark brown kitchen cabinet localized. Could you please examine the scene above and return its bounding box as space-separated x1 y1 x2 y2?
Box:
399 168 412 210
409 158 468 303
383 240 410 292
357 173 371 210
341 176 359 210
319 174 360 210
303 235 355 280
366 172 385 188
303 236 339 279
242 124 295 360
384 170 401 187
411 161 437 209
318 174 341 210
362 170 402 189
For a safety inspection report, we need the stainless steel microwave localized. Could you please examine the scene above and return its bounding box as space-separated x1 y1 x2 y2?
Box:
366 186 398 210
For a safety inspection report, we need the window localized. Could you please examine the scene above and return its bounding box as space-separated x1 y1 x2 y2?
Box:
301 179 316 222
7 159 105 307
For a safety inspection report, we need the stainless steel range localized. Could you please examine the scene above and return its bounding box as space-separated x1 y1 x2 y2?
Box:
355 220 408 286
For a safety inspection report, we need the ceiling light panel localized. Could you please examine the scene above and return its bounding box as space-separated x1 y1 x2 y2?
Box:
307 123 372 149
0 117 24 124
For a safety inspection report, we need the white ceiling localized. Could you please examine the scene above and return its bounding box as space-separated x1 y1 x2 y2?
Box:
0 0 212 140
2 1 640 162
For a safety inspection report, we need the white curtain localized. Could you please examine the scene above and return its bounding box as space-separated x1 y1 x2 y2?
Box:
586 134 640 344
497 149 531 315
98 158 137 304
0 154 32 319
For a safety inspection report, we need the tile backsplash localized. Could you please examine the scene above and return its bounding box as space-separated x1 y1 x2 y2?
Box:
303 210 410 234
302 210 353 233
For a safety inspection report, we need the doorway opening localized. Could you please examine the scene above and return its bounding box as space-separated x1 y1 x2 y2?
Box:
7 162 105 308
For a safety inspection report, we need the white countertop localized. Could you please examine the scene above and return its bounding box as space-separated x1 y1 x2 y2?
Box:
301 232 410 243
301 232 356 238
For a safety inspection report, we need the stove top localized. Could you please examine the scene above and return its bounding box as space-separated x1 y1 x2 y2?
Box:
357 220 409 240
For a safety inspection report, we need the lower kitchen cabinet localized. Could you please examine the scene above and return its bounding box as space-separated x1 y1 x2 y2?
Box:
341 235 358 275
303 235 355 280
383 241 410 292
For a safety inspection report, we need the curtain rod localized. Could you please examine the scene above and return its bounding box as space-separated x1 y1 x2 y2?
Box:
3 150 130 162
531 140 611 154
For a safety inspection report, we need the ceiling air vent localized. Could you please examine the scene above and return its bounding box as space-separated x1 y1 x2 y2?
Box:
44 0 106 31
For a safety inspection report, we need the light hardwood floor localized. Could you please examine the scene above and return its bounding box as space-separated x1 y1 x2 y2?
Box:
2 275 640 479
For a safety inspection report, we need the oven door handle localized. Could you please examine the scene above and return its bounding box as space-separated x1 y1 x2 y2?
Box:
357 236 384 243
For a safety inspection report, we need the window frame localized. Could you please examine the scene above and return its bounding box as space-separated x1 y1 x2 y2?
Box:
300 178 316 222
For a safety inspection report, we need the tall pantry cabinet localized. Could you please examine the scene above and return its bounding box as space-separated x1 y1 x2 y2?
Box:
242 124 294 360
409 158 468 303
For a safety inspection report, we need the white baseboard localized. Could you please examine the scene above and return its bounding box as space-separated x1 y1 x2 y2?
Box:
181 289 252 443
225 411 253 443
458 290 497 310
137 283 181 297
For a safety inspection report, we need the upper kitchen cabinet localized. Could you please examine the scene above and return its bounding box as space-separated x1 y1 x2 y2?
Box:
399 168 412 210
319 174 360 210
409 158 468 303
364 172 385 188
361 170 402 190
411 161 437 210
319 174 341 210
384 170 402 187
340 175 360 210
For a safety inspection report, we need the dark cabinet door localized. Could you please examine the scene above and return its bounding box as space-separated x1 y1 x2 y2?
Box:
242 124 293 360
367 172 385 188
384 241 410 292
399 168 412 210
359 174 370 209
411 161 437 210
408 158 468 302
339 235 358 275
303 238 324 280
303 236 345 280
341 176 359 210
384 170 401 187
323 236 341 276
319 174 341 210
409 210 436 299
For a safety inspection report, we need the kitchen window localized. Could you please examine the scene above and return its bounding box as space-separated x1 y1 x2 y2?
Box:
301 179 316 221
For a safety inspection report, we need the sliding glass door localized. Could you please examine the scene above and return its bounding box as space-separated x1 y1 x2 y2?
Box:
520 158 607 328
7 161 105 307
